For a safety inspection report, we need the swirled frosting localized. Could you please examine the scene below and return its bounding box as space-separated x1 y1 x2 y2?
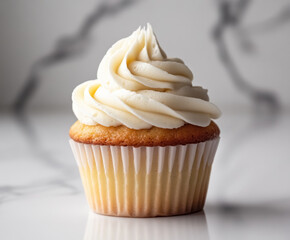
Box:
72 24 221 129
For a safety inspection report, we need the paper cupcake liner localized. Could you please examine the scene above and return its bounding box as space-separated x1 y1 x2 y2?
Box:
69 138 219 217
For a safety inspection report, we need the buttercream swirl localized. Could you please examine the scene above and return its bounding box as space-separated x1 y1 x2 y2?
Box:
72 24 221 129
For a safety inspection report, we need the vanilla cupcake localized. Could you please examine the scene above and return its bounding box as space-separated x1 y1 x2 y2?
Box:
69 24 221 217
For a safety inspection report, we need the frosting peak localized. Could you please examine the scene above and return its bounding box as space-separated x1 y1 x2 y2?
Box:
97 24 193 91
72 24 221 129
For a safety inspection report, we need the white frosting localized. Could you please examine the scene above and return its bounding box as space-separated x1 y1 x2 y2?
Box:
72 24 221 129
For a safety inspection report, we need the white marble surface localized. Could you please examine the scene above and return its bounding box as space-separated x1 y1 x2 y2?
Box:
1 110 290 240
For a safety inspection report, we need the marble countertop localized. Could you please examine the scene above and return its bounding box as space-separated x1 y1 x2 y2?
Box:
1 110 290 240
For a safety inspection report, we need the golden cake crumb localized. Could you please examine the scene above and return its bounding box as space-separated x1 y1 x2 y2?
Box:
69 121 220 146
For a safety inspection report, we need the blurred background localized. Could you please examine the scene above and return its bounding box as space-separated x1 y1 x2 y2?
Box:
0 0 290 239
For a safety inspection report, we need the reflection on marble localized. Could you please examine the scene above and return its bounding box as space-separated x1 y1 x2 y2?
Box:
83 211 209 240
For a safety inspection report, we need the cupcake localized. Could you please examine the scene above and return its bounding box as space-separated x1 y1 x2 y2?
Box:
69 23 221 217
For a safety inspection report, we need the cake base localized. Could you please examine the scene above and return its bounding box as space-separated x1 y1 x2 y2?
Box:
70 138 219 217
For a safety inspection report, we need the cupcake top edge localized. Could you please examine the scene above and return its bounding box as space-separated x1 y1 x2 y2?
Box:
72 23 221 130
69 120 220 146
